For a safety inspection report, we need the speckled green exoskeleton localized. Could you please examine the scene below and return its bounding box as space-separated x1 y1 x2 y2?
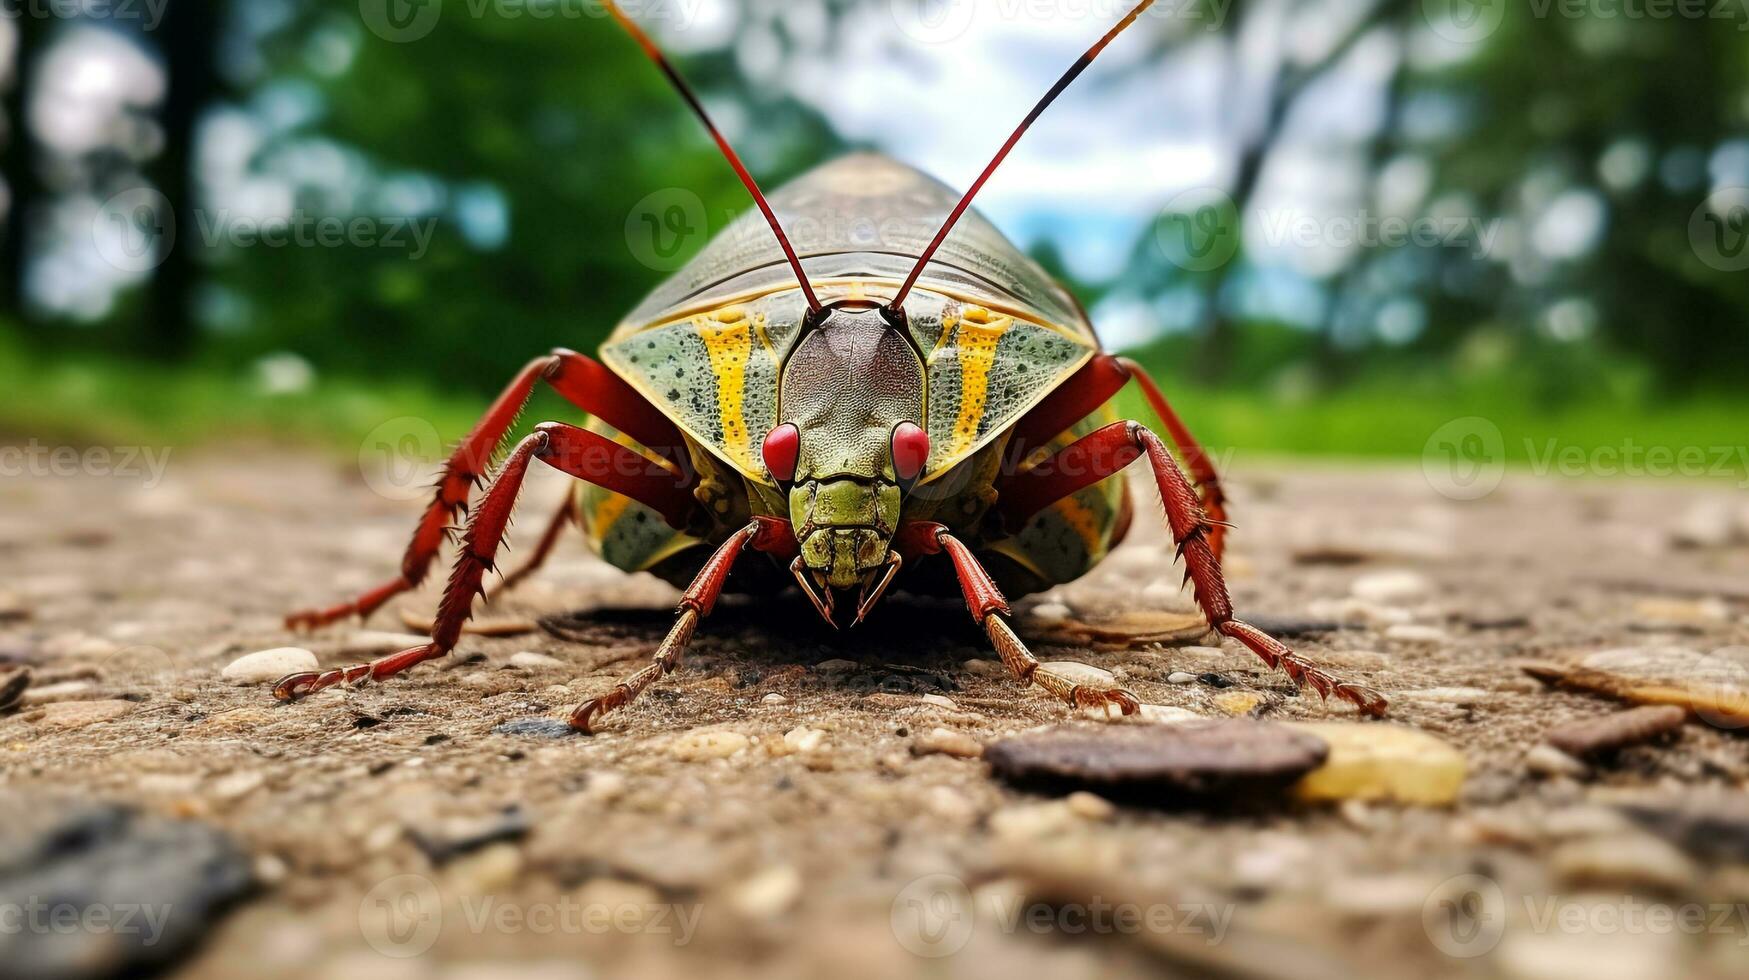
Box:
277 0 1387 730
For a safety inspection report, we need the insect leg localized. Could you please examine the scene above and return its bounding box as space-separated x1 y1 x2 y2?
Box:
997 423 1387 716
274 423 694 702
286 350 686 630
900 523 1141 717
568 518 790 733
484 492 577 603
999 353 1227 559
1116 358 1230 560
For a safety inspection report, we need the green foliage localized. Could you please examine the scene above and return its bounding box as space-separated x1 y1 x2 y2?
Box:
213 3 845 394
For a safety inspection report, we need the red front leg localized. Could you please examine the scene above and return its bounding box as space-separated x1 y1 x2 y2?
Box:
999 353 1229 559
274 422 696 703
287 349 689 630
901 522 1141 717
569 515 794 732
989 423 1387 716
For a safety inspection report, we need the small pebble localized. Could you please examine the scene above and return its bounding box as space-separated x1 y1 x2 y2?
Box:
1383 624 1449 644
0 668 28 710
508 651 564 670
1544 706 1686 759
1030 601 1072 622
1305 597 1412 627
1135 704 1203 725
923 786 977 823
911 727 982 759
1632 597 1728 625
781 726 826 754
222 647 317 685
210 771 266 801
0 592 28 622
1065 791 1115 821
34 699 135 729
761 692 788 704
989 802 1078 841
1288 723 1466 806
493 717 576 739
1525 744 1589 779
919 693 958 710
1213 690 1265 717
670 730 751 761
1350 570 1431 604
729 864 802 920
815 659 858 673
19 680 94 706
445 842 524 894
340 631 430 656
1166 671 1197 685
986 720 1328 802
1551 833 1698 892
1400 687 1489 705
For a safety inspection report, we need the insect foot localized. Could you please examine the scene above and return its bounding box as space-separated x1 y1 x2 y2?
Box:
270 642 447 702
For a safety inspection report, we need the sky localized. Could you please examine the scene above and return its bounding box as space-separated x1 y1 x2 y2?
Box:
666 0 1415 346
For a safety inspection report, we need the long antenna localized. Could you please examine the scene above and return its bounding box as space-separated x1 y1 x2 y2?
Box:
606 1 822 312
887 0 1158 313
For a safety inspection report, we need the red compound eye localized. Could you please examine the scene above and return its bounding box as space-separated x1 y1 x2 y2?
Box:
762 423 800 483
891 422 929 483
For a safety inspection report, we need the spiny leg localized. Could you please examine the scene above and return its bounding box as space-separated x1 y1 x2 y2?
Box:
286 349 686 630
998 353 1229 560
485 492 577 603
570 519 768 733
998 421 1387 716
274 422 695 702
1117 357 1230 560
904 524 1141 716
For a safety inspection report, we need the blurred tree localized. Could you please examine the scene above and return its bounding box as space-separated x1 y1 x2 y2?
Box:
1122 0 1749 395
1 12 44 319
150 0 219 360
210 0 846 393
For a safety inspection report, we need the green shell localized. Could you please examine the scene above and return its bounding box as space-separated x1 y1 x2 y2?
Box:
600 154 1098 489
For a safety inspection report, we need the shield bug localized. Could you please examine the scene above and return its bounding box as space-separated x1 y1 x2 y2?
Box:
278 0 1387 730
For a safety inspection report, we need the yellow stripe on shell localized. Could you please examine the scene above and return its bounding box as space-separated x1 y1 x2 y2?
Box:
696 310 756 470
948 306 1013 457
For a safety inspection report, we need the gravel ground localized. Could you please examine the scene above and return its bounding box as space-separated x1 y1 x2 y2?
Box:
3 449 1748 980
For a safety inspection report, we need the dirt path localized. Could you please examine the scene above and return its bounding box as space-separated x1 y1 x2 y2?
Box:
2 450 1747 980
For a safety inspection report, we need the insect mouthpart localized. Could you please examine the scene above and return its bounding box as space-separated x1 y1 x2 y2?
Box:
788 547 903 629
